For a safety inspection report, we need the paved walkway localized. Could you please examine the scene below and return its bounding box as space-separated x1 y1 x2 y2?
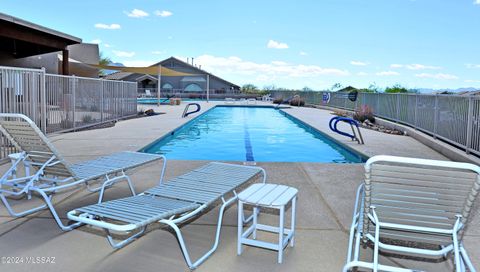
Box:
0 101 477 272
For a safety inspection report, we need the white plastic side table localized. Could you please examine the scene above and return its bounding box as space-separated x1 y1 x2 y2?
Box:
237 183 298 264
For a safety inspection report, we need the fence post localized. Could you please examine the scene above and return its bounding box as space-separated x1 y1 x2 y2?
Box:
396 93 400 122
414 94 418 129
466 96 473 154
101 79 105 122
376 93 380 115
40 68 47 133
72 75 76 130
433 95 438 139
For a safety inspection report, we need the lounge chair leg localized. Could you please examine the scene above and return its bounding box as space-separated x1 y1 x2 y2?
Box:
160 195 237 270
105 227 147 249
30 188 83 231
459 244 476 272
0 193 48 217
98 173 136 204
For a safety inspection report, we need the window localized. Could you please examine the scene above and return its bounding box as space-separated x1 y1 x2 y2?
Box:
184 83 203 92
162 83 174 89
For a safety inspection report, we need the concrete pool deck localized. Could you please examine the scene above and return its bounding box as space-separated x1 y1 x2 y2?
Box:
0 101 478 272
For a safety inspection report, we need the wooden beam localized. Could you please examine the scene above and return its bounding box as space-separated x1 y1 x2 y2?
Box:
62 49 69 75
0 21 73 50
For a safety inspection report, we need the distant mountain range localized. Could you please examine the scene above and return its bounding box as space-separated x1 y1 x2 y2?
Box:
102 62 125 75
415 87 479 93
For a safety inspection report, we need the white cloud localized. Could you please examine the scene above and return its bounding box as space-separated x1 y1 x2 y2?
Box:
271 61 288 66
122 60 156 67
299 51 308 56
104 44 112 48
155 10 173 17
415 73 459 80
357 72 368 76
465 79 480 83
475 0 480 5
376 71 400 76
94 23 121 30
466 64 480 69
90 39 101 44
350 61 369 66
125 9 149 18
152 50 165 55
267 40 289 49
390 63 441 70
112 50 136 58
189 54 349 78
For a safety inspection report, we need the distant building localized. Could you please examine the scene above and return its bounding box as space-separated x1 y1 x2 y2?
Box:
0 12 99 77
105 57 240 96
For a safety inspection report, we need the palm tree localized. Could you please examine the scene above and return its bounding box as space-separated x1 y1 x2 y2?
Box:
98 52 112 76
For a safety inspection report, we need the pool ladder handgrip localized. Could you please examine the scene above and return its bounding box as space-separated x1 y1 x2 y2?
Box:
329 116 364 144
182 103 201 118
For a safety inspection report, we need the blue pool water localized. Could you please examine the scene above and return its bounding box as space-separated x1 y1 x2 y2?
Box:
142 106 366 163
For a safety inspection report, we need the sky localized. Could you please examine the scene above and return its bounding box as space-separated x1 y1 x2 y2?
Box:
1 0 480 90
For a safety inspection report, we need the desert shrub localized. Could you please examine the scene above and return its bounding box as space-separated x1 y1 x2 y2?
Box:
82 115 93 124
353 105 375 123
289 97 305 107
273 97 284 104
332 109 348 117
60 119 73 129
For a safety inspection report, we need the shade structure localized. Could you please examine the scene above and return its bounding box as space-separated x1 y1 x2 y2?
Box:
85 63 197 76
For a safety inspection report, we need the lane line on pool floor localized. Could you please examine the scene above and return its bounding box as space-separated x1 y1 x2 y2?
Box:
243 114 255 162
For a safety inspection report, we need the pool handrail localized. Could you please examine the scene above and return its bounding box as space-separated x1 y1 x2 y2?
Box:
329 116 364 144
182 103 201 118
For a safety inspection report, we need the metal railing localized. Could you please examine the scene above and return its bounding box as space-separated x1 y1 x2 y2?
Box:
1 65 137 161
270 91 480 157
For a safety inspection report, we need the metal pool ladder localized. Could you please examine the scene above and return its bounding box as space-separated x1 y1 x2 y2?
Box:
329 116 364 144
182 103 201 118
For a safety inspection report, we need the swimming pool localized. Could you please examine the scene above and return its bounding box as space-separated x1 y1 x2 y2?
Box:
141 106 366 163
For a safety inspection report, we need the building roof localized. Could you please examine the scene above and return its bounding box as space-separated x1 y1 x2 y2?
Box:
0 12 81 43
154 57 240 89
104 72 133 80
0 12 81 58
104 56 240 89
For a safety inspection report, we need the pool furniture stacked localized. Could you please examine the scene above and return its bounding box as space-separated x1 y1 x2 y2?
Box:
344 155 479 272
0 113 164 231
68 162 266 270
237 183 298 264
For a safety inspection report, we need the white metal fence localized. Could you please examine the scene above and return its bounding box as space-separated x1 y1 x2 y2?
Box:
1 65 137 161
271 91 480 157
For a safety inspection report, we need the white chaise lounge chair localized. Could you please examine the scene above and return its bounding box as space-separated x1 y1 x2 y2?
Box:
344 155 479 272
68 161 265 269
0 113 164 231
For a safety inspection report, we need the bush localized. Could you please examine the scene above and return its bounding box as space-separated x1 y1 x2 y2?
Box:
353 105 375 123
332 109 348 117
82 115 93 124
273 97 283 104
289 98 305 107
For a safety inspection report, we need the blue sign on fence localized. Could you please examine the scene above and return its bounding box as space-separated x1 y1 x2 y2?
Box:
322 92 331 104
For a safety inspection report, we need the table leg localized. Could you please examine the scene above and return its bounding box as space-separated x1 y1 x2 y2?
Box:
237 201 244 255
290 196 297 247
278 205 285 264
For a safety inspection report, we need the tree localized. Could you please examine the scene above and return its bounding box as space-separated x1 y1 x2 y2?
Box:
241 84 259 93
331 83 343 91
302 86 313 92
98 52 112 76
384 84 409 93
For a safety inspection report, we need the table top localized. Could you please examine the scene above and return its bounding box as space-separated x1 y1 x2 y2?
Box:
238 183 298 207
